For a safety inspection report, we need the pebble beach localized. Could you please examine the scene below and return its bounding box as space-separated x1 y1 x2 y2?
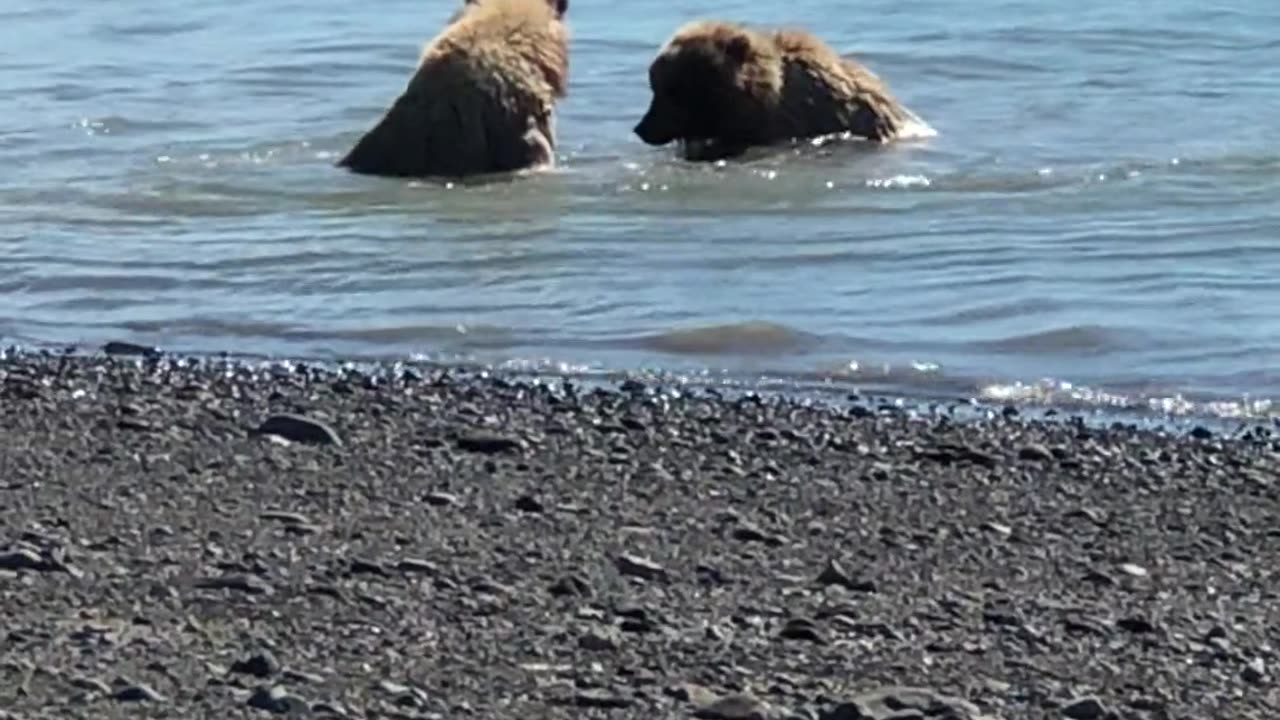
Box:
3 347 1280 719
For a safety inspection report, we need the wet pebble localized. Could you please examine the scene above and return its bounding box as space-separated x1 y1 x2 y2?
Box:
255 414 342 446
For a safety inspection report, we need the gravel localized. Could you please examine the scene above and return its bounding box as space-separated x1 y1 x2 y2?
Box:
3 348 1280 718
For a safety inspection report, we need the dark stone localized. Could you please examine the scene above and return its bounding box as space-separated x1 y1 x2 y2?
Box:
193 574 274 596
1061 695 1108 720
514 494 545 513
230 650 280 679
112 683 166 703
102 341 160 358
456 433 522 454
254 414 342 446
779 618 826 644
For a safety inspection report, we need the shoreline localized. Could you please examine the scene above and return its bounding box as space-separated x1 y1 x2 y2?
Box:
3 347 1280 718
6 339 1274 436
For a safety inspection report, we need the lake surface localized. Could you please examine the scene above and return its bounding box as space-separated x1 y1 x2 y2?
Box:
4 1 1280 419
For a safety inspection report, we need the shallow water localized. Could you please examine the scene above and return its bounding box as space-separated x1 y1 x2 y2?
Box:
4 1 1280 419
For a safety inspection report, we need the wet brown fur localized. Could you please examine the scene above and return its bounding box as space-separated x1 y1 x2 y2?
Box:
635 20 917 162
338 0 569 179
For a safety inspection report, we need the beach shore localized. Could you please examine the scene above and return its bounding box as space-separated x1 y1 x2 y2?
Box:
2 348 1279 719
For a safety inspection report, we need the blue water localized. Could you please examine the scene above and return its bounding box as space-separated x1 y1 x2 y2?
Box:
3 1 1280 418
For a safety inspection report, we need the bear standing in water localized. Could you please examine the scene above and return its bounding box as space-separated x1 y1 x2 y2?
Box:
338 0 569 179
635 20 929 162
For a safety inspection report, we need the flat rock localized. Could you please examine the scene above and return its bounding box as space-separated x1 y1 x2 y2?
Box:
616 553 668 581
694 692 787 720
247 685 309 714
112 683 166 703
1060 695 1108 720
230 650 280 679
255 414 342 446
456 433 523 454
820 687 992 720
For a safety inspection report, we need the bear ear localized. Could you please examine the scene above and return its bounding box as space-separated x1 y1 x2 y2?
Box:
723 34 752 64
554 0 568 17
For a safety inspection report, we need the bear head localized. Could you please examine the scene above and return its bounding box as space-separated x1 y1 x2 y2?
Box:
634 21 784 161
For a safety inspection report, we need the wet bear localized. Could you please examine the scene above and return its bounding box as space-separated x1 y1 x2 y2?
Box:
635 20 929 162
339 0 570 179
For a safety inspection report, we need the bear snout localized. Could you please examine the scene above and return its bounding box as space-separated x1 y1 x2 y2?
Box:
634 107 676 146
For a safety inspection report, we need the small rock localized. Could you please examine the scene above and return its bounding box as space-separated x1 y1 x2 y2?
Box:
814 559 876 593
69 676 111 695
615 553 667 582
349 558 388 576
694 693 784 720
822 687 987 720
230 650 280 679
247 685 309 714
1118 563 1148 578
1115 616 1157 634
731 523 784 547
1243 657 1268 685
456 433 522 454
1061 695 1108 720
574 689 633 709
255 414 342 446
578 627 622 652
0 548 57 573
102 341 159 357
113 683 166 703
194 574 273 596
395 558 439 575
1018 444 1054 462
980 521 1012 537
666 683 721 707
259 511 310 526
423 491 458 507
779 618 826 644
514 494 545 513
549 574 592 598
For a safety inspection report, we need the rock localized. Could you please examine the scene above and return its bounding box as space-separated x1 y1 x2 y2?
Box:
193 574 274 596
549 574 592 598
1243 658 1268 684
1115 616 1157 634
102 341 159 357
113 683 166 703
821 687 989 720
514 494 545 513
230 650 280 679
247 685 309 714
1117 563 1148 578
615 553 668 582
578 627 622 652
1061 695 1108 720
814 559 877 593
1018 444 1054 462
666 682 721 707
731 523 784 547
349 558 388 576
980 521 1012 537
574 689 633 709
0 548 58 573
255 414 342 446
424 491 458 507
69 676 111 695
779 618 827 644
695 692 786 720
395 558 439 575
456 433 522 454
259 511 311 526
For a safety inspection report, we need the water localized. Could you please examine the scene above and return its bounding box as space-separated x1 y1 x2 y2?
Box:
4 1 1280 420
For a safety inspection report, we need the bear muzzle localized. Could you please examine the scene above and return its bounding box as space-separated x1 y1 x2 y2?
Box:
633 107 676 146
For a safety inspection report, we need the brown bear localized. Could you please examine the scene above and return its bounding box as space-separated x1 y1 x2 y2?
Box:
338 0 569 179
634 20 929 162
